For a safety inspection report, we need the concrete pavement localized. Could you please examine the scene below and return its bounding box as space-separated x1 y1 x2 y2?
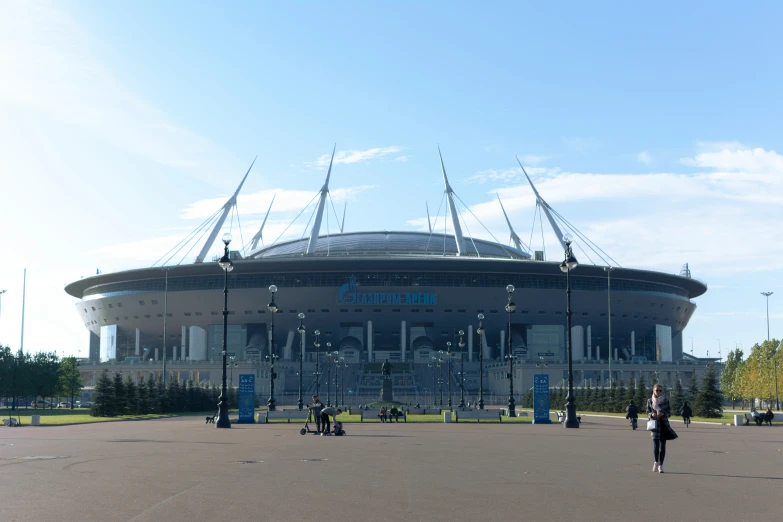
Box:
1 415 781 521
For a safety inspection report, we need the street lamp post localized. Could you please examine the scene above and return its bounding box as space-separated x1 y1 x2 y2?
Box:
331 350 339 408
560 238 579 428
325 343 333 407
458 330 466 408
297 313 305 410
605 267 614 388
505 284 516 417
761 292 779 410
216 233 234 429
437 351 444 407
477 314 485 410
267 285 279 411
446 341 453 409
70 357 79 410
313 330 321 397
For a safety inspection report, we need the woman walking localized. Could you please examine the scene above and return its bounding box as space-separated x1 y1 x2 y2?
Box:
647 384 678 473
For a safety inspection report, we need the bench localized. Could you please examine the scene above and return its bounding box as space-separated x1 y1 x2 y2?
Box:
360 409 407 423
455 409 502 422
744 413 770 426
2 418 19 427
266 410 309 423
406 408 442 415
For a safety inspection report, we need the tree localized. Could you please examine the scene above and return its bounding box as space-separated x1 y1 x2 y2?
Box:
91 370 115 417
125 379 140 415
736 339 781 407
634 374 647 409
57 357 83 408
720 348 744 408
694 363 723 418
113 372 128 415
669 373 685 415
686 370 699 404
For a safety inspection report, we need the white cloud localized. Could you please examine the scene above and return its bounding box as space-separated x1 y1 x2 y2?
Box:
465 166 553 185
682 147 783 173
410 146 783 275
637 151 652 164
395 155 410 162
305 146 403 169
0 2 236 184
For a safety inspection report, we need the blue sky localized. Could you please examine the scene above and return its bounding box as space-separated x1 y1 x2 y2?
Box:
1 1 781 359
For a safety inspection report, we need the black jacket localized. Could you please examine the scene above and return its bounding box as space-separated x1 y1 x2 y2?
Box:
625 404 638 419
680 404 693 417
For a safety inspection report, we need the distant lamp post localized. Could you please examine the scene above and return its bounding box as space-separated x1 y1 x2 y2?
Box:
505 284 516 416
446 341 453 409
297 313 305 410
314 330 321 397
458 330 466 408
325 342 334 407
267 285 279 411
216 232 234 429
560 237 579 428
70 357 80 410
604 266 614 388
229 356 236 387
341 359 348 407
761 292 779 410
477 313 485 410
437 351 444 406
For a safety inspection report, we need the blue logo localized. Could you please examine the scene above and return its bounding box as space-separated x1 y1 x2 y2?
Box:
337 276 436 306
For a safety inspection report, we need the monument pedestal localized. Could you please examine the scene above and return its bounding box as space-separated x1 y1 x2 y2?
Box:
381 380 393 402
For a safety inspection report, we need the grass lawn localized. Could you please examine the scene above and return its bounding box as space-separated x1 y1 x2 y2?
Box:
2 408 212 426
576 410 735 424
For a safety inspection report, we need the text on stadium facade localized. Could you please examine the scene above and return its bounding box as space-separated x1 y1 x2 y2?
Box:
337 277 437 306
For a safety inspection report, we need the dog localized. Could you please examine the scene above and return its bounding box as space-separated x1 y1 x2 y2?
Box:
206 413 217 424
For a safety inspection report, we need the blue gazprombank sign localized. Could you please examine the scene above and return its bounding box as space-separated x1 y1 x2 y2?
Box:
238 374 255 423
533 374 551 424
337 276 436 306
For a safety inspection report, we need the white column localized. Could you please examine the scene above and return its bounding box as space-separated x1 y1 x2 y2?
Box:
482 331 490 359
188 326 207 361
400 320 406 362
173 345 178 361
572 325 584 361
468 325 473 362
154 348 159 361
135 328 140 356
367 320 373 362
614 348 618 361
181 326 187 360
631 330 635 356
284 330 294 360
499 329 505 360
587 325 592 360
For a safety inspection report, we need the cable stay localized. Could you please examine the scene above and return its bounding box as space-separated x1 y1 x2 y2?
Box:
246 193 276 252
153 205 223 267
452 192 522 259
426 202 432 233
423 191 446 254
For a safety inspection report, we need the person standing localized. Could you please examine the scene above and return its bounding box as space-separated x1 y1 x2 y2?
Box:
320 406 342 435
647 384 678 473
310 396 324 434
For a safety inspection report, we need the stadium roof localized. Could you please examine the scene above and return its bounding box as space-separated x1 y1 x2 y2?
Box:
247 231 530 260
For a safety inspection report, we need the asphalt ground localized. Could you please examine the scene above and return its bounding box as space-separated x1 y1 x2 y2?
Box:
1 416 781 521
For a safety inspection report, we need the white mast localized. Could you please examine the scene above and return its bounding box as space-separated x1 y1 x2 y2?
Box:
250 193 276 250
306 145 336 254
340 203 347 233
496 193 523 251
195 157 256 263
438 147 465 255
426 202 432 233
517 156 567 252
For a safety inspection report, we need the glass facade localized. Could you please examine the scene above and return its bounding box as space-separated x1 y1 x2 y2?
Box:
84 271 690 301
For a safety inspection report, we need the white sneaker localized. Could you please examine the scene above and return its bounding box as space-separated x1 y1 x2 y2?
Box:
658 465 664 473
652 462 659 472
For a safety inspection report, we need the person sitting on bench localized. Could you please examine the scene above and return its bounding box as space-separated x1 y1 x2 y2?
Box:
379 406 387 423
763 407 774 426
389 405 400 423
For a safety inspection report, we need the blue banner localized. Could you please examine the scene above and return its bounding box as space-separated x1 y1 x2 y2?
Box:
533 374 551 424
238 374 255 423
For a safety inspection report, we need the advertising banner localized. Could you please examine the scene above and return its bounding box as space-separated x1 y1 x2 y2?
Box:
238 374 255 423
533 374 551 424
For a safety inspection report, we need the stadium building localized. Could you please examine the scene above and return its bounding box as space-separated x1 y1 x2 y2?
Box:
65 151 712 403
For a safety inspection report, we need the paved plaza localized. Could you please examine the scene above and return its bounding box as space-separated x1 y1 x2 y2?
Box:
1 415 781 521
